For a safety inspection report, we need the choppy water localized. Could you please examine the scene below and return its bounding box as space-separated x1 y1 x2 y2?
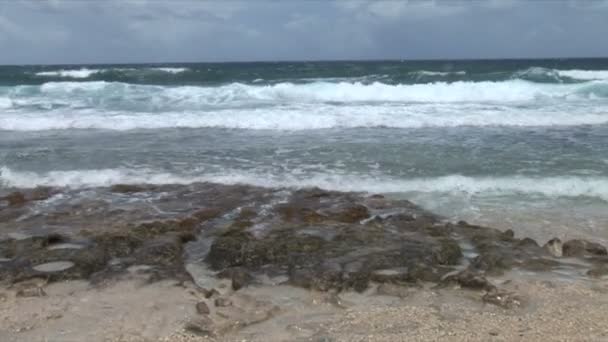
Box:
1 59 607 242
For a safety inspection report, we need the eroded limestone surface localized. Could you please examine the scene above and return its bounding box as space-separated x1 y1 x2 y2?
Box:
1 183 606 304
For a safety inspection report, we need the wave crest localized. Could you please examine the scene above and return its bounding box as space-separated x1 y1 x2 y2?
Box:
10 79 608 105
1 166 607 201
35 67 189 79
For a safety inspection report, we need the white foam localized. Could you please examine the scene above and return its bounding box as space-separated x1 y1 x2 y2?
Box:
557 70 608 81
0 97 12 109
7 80 608 108
1 103 607 131
412 70 467 77
2 80 608 131
152 67 188 74
514 67 561 81
35 68 102 79
34 67 188 79
1 166 607 201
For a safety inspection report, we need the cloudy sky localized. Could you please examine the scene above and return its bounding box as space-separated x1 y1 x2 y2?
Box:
1 0 607 64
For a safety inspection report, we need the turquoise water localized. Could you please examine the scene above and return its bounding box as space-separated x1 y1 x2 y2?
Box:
1 59 607 241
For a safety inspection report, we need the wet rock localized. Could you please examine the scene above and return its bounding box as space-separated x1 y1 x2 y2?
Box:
370 268 409 283
4 192 27 207
237 207 258 221
325 204 370 223
191 208 223 221
563 240 608 258
109 184 147 193
217 267 254 291
288 268 315 289
196 301 210 315
29 186 55 201
133 235 183 268
501 229 515 240
32 261 75 273
214 297 232 307
543 238 563 257
482 289 522 309
470 251 514 275
587 265 608 278
433 238 463 265
203 288 220 299
521 258 561 272
3 181 607 297
441 270 496 291
311 262 343 291
276 204 325 223
517 238 540 248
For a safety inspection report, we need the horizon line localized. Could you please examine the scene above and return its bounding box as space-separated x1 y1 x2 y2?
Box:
1 56 608 67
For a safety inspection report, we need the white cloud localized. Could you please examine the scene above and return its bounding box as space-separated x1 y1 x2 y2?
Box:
336 0 467 21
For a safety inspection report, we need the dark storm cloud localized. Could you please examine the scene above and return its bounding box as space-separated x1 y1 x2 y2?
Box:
0 0 607 64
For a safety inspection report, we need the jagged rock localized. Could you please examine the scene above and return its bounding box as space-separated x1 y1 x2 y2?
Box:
441 270 496 291
196 301 210 315
203 288 220 299
587 265 608 278
1 182 607 297
110 184 147 193
217 267 254 291
563 240 608 258
214 297 233 307
543 238 563 257
4 192 27 207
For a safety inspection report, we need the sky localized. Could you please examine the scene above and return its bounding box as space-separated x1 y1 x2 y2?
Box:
1 0 608 64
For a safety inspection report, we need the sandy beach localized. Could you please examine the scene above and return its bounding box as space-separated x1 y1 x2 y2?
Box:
1 273 607 341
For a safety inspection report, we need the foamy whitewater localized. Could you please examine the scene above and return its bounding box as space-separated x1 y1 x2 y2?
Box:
1 59 608 240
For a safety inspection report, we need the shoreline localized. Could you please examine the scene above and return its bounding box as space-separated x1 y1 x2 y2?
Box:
1 182 607 341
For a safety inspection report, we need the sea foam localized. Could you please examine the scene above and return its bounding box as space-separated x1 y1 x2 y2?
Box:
16 79 608 104
35 68 102 78
34 67 189 79
2 103 607 131
1 166 607 201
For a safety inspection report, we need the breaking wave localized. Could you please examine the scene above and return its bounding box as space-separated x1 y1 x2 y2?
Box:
4 79 608 106
34 67 189 79
1 104 607 131
1 166 607 201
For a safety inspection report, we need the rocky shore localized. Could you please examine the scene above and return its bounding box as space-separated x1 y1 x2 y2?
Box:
0 183 607 341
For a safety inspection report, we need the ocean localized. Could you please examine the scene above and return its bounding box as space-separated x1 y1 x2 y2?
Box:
1 59 607 242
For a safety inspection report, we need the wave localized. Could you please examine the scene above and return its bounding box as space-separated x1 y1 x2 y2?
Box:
150 67 188 74
0 97 12 109
513 67 562 82
1 104 608 131
5 79 608 107
35 68 101 79
513 67 608 83
2 79 608 131
556 69 608 81
410 70 467 77
34 67 189 79
23 66 608 86
1 166 607 201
